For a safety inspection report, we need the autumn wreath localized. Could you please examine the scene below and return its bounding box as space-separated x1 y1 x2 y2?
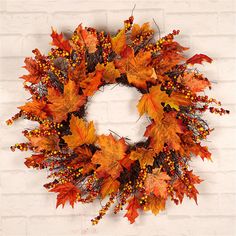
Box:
7 16 229 224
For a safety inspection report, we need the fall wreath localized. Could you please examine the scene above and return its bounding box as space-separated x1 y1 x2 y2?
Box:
7 16 229 224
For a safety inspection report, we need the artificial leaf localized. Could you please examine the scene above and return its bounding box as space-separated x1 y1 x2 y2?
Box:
124 196 140 224
131 22 154 41
173 170 202 204
153 41 187 75
145 112 184 153
21 57 42 84
51 29 71 53
24 154 46 169
68 58 86 81
71 146 95 174
120 155 135 170
129 148 155 168
115 48 155 89
144 195 165 215
111 29 126 55
96 62 121 83
47 79 86 122
50 182 80 208
80 71 103 96
63 115 96 149
180 131 212 161
179 72 211 93
92 134 127 179
18 99 49 120
74 24 98 53
144 168 171 199
100 176 120 199
27 134 60 152
138 85 191 123
186 53 213 65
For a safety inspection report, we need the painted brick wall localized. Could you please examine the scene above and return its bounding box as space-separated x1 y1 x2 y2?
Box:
0 0 236 235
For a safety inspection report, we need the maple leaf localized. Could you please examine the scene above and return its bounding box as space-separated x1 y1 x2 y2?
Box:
80 71 103 96
24 154 46 169
50 182 80 208
153 41 187 75
63 115 96 149
96 62 121 83
179 132 212 161
137 85 191 123
100 176 120 199
111 29 126 55
21 57 42 84
144 168 171 199
120 155 135 170
124 196 140 224
115 47 155 89
144 195 166 215
27 134 60 152
179 72 211 93
92 134 127 179
186 54 213 65
47 79 86 122
173 170 203 204
51 28 71 53
74 24 98 53
129 148 155 168
71 146 96 174
18 99 49 120
145 112 184 153
131 22 154 41
68 58 86 81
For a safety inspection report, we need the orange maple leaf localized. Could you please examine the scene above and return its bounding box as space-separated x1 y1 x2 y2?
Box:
24 154 46 169
179 72 211 93
74 24 98 53
80 71 103 96
51 28 72 53
144 194 166 215
47 79 86 122
115 47 155 89
173 170 203 204
186 53 213 65
92 134 127 179
63 115 96 149
137 85 191 123
27 134 60 152
20 57 42 84
145 112 184 153
111 29 126 55
129 148 155 168
144 168 171 199
124 196 140 224
50 183 80 208
18 98 49 120
96 62 121 83
131 22 154 42
100 176 120 199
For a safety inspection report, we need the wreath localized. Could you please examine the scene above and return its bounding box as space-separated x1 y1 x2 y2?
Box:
7 16 229 224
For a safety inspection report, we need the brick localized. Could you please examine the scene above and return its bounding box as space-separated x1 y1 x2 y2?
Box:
28 216 82 236
165 13 218 35
0 58 25 81
86 101 108 124
22 34 51 57
0 35 23 57
190 35 236 58
218 12 236 35
0 13 50 35
51 11 108 33
2 217 27 236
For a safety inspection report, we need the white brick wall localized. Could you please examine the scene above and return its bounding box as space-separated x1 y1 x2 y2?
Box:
0 0 236 235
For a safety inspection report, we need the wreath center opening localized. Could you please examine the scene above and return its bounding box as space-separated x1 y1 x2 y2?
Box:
86 85 150 143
